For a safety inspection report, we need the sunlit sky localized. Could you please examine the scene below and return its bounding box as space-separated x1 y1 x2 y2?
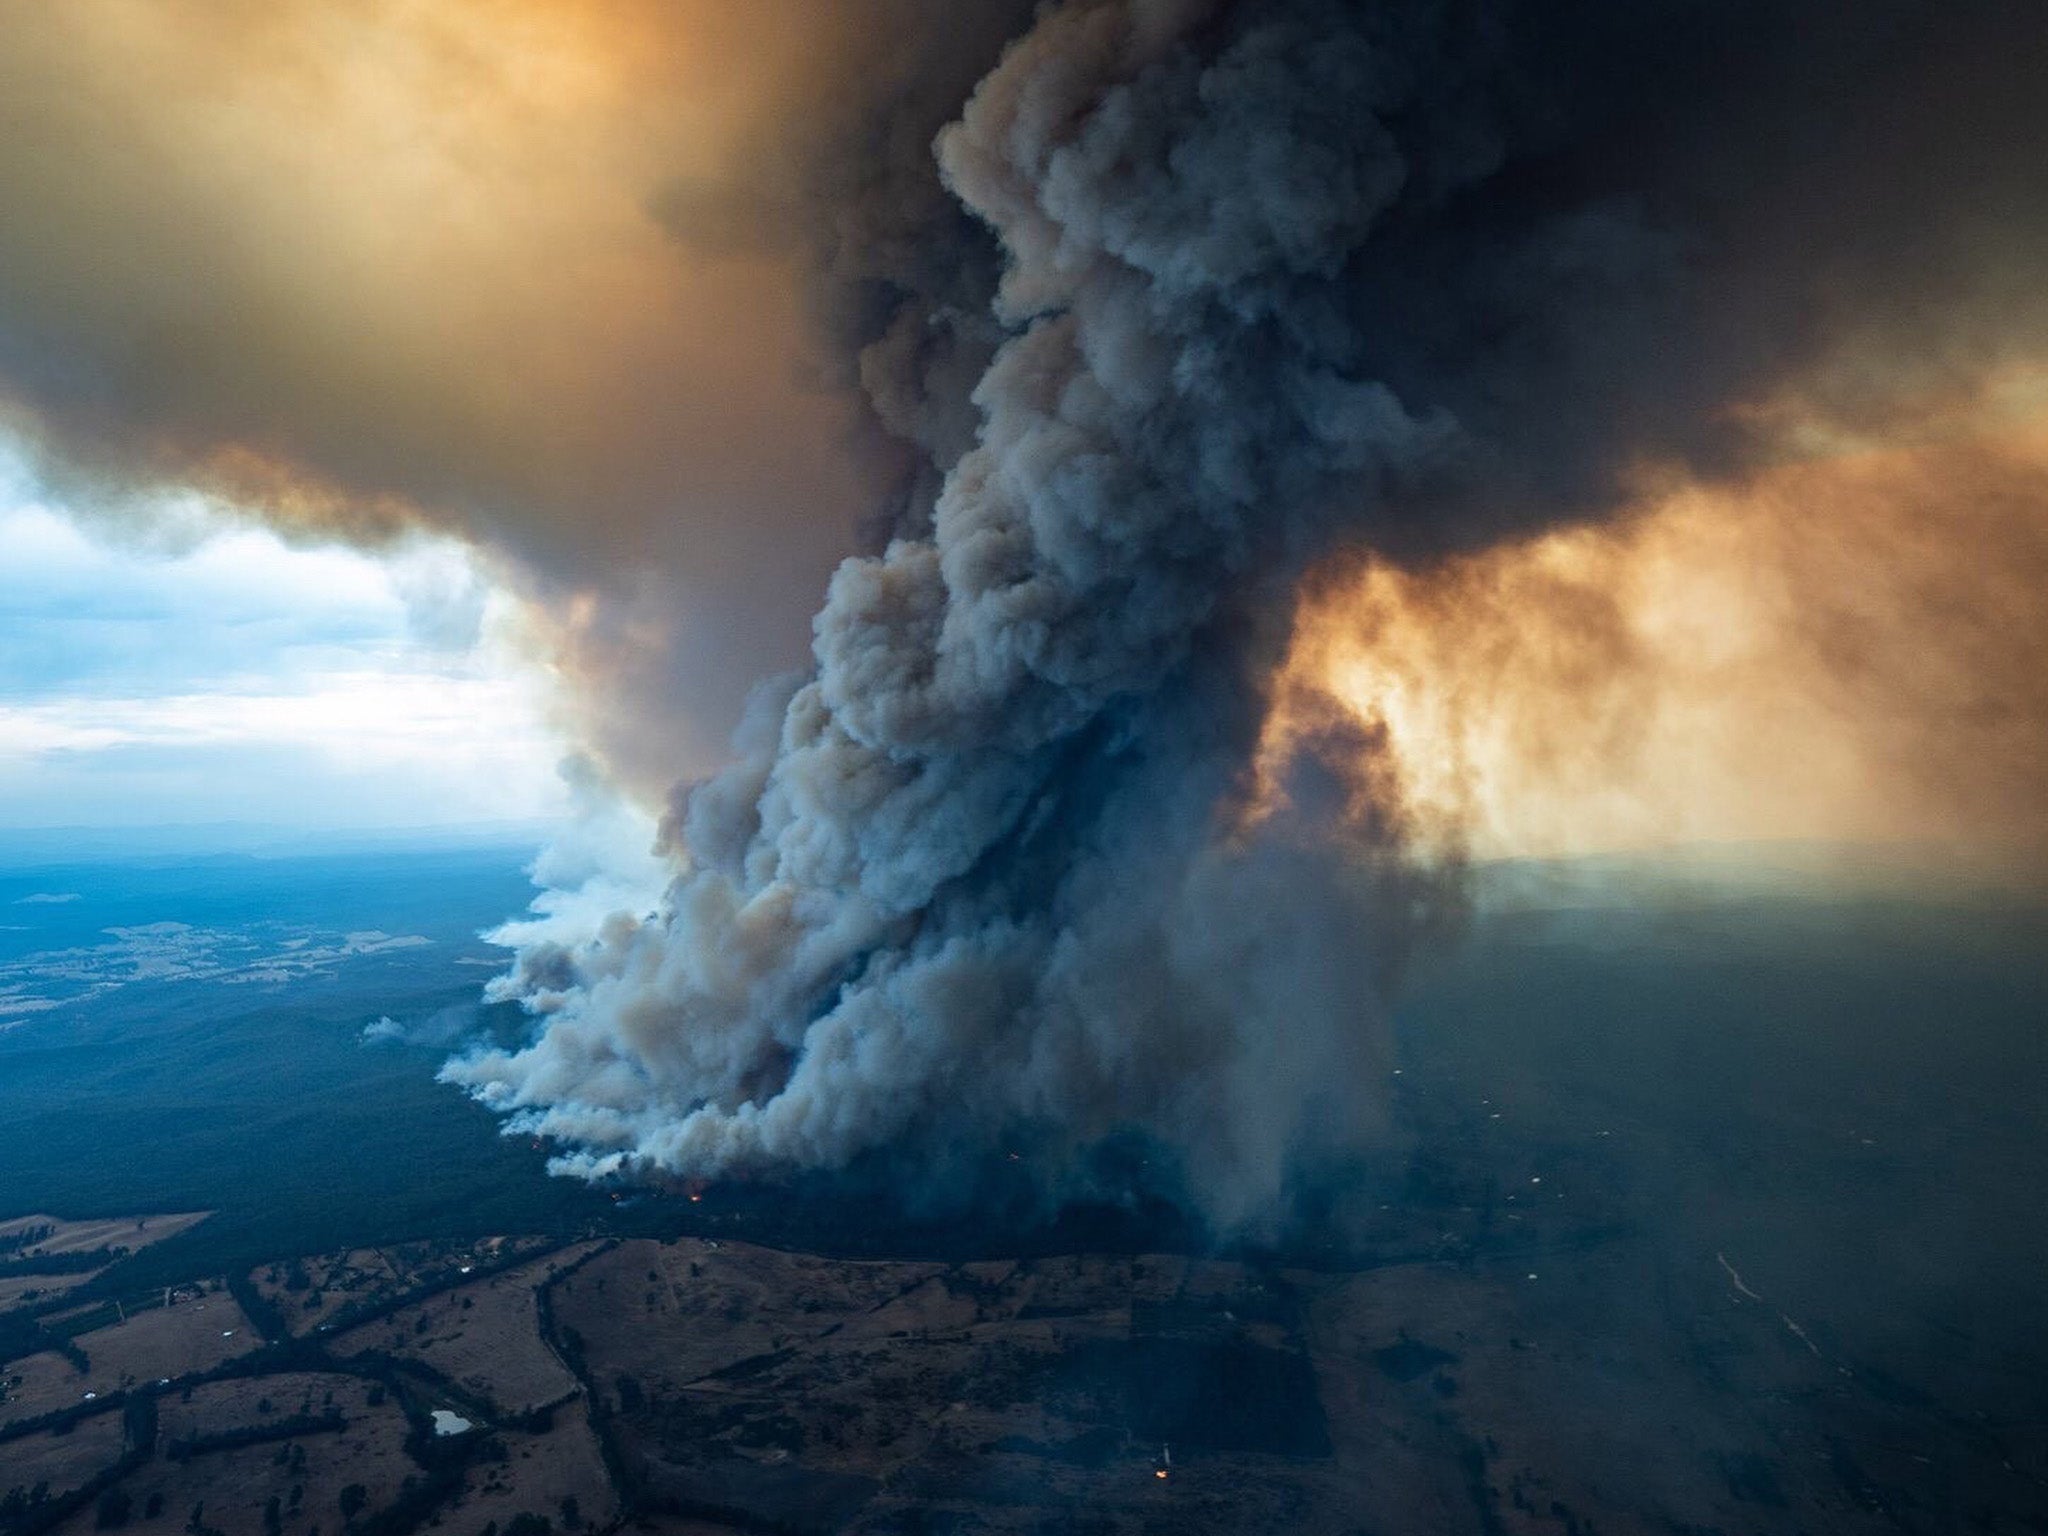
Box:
0 450 573 831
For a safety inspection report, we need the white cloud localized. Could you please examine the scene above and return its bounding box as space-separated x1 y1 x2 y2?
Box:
0 468 574 829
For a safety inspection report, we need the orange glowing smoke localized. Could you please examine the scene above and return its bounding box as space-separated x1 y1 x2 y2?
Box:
0 0 835 525
0 0 900 786
1255 388 2048 867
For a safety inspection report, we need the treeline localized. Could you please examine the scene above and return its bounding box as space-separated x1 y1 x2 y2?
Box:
0 1227 54 1259
0 1249 120 1281
0 1385 122 1450
345 1396 512 1536
0 1395 155 1536
348 1457 470 1536
223 1269 288 1345
219 1237 573 1353
0 1311 87 1380
310 1240 576 1342
165 1411 347 1462
533 1245 643 1514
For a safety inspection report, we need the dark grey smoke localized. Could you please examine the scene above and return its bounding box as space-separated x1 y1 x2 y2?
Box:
447 0 2048 1226
648 0 1037 550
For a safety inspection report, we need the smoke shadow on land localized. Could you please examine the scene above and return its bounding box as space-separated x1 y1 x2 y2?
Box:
595 856 2048 1335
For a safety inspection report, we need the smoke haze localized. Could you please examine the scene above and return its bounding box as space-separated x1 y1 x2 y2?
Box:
3 0 2046 1221
0 0 1029 783
1265 388 2048 867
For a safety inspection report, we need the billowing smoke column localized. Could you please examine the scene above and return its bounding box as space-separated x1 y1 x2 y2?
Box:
444 0 2048 1222
451 0 1478 1223
0 0 2037 1221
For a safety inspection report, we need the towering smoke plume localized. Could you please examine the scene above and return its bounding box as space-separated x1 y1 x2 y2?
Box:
441 0 2048 1222
3 0 2045 1222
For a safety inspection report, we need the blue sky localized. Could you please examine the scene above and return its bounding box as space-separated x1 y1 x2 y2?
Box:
0 452 571 831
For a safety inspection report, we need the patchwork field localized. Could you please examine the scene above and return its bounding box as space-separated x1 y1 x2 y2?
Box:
451 1400 619 1534
155 1372 370 1443
249 1234 564 1337
1 1221 609 1536
3 1184 2046 1536
331 1242 604 1415
0 1216 210 1264
0 1413 125 1509
0 1216 214 1321
45 1394 416 1536
0 1289 258 1428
